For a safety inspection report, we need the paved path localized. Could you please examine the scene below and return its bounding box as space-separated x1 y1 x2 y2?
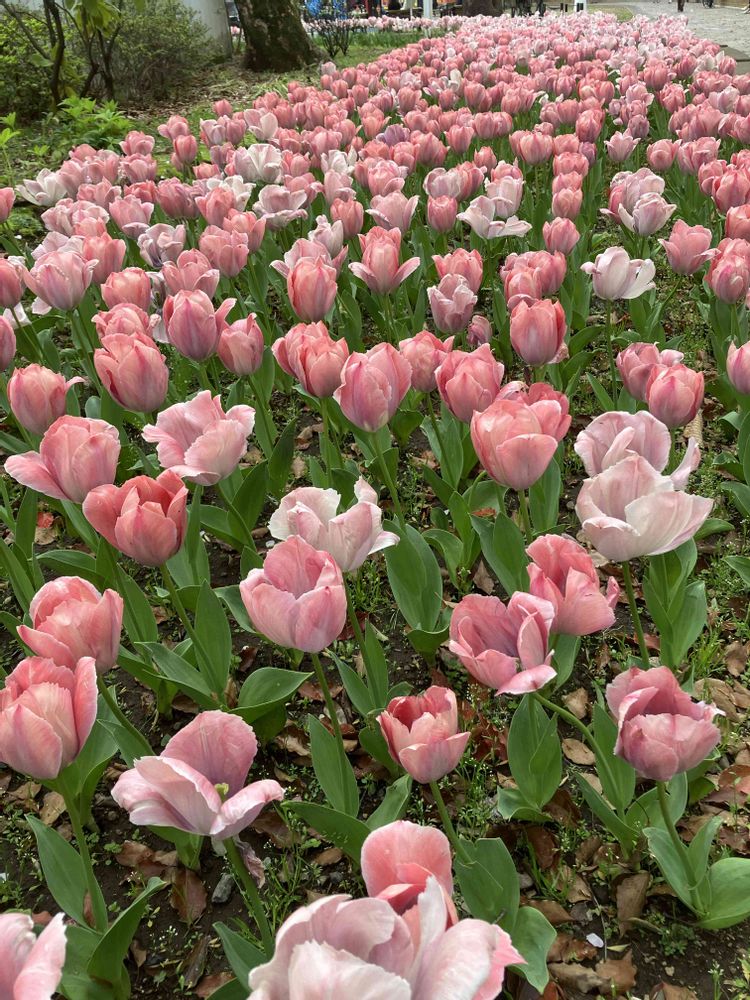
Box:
617 1 750 61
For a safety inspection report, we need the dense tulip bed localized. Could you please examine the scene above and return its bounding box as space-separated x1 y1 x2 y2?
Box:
2 9 750 998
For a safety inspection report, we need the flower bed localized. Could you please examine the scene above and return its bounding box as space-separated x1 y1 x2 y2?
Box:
1 10 750 999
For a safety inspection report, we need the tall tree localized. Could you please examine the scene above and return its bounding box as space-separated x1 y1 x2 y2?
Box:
235 0 316 72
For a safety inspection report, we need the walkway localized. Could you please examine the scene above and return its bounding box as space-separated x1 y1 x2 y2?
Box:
615 1 750 63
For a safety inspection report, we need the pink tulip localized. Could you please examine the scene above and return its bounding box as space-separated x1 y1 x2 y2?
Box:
606 131 639 162
435 344 504 423
727 341 750 395
112 710 283 838
287 256 338 322
93 302 155 341
399 330 454 393
6 416 120 503
23 250 96 314
0 912 66 1000
240 536 347 652
0 315 15 370
83 470 188 566
101 267 152 311
449 593 556 695
269 479 399 573
218 314 265 376
725 205 750 242
471 397 560 490
0 186 15 223
551 186 583 220
576 454 713 562
7 365 85 436
427 195 458 233
163 290 234 361
143 391 254 486
607 666 721 781
0 656 97 780
467 313 492 348
659 220 715 275
248 878 523 1000
647 139 680 172
222 209 266 253
330 197 364 240
95 331 168 413
198 225 249 278
510 299 567 366
706 245 750 303
457 196 531 240
433 249 484 295
526 534 619 636
575 410 700 489
543 218 580 255
581 247 656 300
618 193 676 235
162 249 220 298
428 275 478 335
378 686 469 784
334 343 411 432
0 257 24 308
367 191 419 233
616 342 685 402
645 364 704 429
361 820 457 923
349 227 420 295
502 250 566 299
18 576 123 674
272 322 349 398
137 223 186 268
109 195 154 238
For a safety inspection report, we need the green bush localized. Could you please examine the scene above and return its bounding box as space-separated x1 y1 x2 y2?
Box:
108 0 223 107
0 12 55 121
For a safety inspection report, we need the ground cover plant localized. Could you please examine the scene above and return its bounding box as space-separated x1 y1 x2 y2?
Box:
2 9 750 999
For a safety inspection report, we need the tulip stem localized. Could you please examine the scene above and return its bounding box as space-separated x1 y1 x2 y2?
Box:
249 375 277 458
160 563 218 698
371 432 406 532
343 575 366 659
604 301 618 401
517 489 533 543
223 837 274 957
621 561 651 668
429 779 470 863
96 676 152 758
55 775 108 933
656 781 702 915
311 651 345 748
425 392 449 473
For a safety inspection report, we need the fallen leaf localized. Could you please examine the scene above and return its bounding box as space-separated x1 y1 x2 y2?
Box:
115 841 177 878
596 951 637 993
548 961 606 993
313 847 343 866
299 681 343 702
169 868 207 924
546 787 581 827
547 931 598 963
562 738 595 765
34 512 59 545
650 984 699 1000
562 687 590 720
237 840 265 887
291 455 307 479
129 940 147 969
181 934 210 989
527 826 559 870
552 865 592 903
40 791 66 826
472 560 494 594
252 810 300 849
725 641 750 678
616 872 649 932
526 899 571 925
575 835 602 865
195 972 235 997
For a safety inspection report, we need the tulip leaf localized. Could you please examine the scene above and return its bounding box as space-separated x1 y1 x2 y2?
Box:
39 549 103 587
574 773 638 853
202 982 247 1000
335 657 375 716
643 826 705 914
529 457 561 534
308 714 360 817
506 904 556 992
60 927 119 1000
87 878 165 983
384 522 443 631
236 667 312 722
592 703 636 812
506 696 561 812
268 419 297 499
726 554 750 589
455 836 520 924
700 858 750 929
138 641 216 708
194 581 232 696
366 774 412 830
228 461 270 539
285 801 369 864
116 569 159 645
471 511 528 598
214 922 267 982
27 815 104 928
216 584 254 633
0 536 35 611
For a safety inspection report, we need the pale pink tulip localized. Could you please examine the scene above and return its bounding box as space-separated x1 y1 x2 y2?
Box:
509 299 567 366
7 365 84 436
272 322 349 398
0 315 15 370
0 912 66 1000
349 227 419 295
378 686 469 784
399 331 454 393
162 249 220 298
112 711 283 838
428 275 478 335
581 247 656 300
616 342 685 402
433 249 484 295
0 656 97 780
334 343 412 432
23 250 95 314
727 341 750 395
645 364 704 429
218 315 265 376
543 218 580 256
163 290 234 361
471 398 560 490
287 256 338 322
435 344 504 423
93 302 155 340
659 220 715 275
449 593 556 695
95 331 168 413
101 267 152 311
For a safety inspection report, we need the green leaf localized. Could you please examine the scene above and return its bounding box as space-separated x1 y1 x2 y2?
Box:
575 773 638 850
506 696 561 812
87 878 165 984
27 815 105 926
700 858 750 929
592 703 636 813
727 555 750 589
472 511 528 597
336 659 375 717
507 905 556 992
285 802 368 863
194 581 232 696
214 922 267 982
644 826 705 914
60 927 119 1000
529 457 561 534
268 420 297 498
236 667 311 722
38 550 102 585
366 775 412 830
137 642 216 708
362 623 389 710
308 715 359 817
384 522 443 631
455 836 520 923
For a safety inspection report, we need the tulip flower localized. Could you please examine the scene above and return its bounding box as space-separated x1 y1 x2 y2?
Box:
349 227 420 295
23 250 96 314
428 274 478 335
95 331 169 413
378 686 469 784
457 196 531 240
7 365 85 436
273 322 349 399
0 912 66 1000
287 256 338 322
83 470 188 566
575 454 712 563
526 534 619 636
240 536 346 653
0 185 15 222
449 593 556 695
575 410 700 489
427 195 458 233
0 315 15 370
112 710 283 838
581 246 656 300
101 267 152 311
6 416 120 503
435 344 504 423
470 397 560 491
618 192 676 235
0 257 24 308
0 656 97 780
606 131 640 162
248 878 523 1000
361 820 457 923
645 364 704 429
606 666 721 781
163 290 234 362
659 220 715 275
334 343 411 433
509 299 567 366
543 218 580 256
367 191 419 232
399 330 454 393
616 342 684 402
706 244 750 303
218 314 265 377
198 226 250 278
162 249 220 298
467 314 492 348
18 577 123 674
143 391 255 486
433 249 484 294
727 341 750 395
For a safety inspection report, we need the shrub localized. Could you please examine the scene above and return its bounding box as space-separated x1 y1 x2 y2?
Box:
0 12 60 121
108 0 222 107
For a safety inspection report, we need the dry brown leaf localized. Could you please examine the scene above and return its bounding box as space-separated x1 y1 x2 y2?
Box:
291 455 307 479
596 950 637 993
252 810 300 849
169 868 207 925
195 972 235 997
129 940 147 969
553 865 592 903
575 835 602 865
548 961 606 993
34 512 59 545
725 641 750 678
472 560 495 594
579 772 603 795
40 791 66 826
314 847 343 866
562 687 590 720
181 934 210 989
547 931 598 963
683 410 703 447
562 738 595 765
616 872 650 932
695 678 745 722
527 826 559 870
650 984 699 1000
526 899 571 925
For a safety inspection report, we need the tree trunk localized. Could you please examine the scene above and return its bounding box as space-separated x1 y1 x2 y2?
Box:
235 0 316 72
